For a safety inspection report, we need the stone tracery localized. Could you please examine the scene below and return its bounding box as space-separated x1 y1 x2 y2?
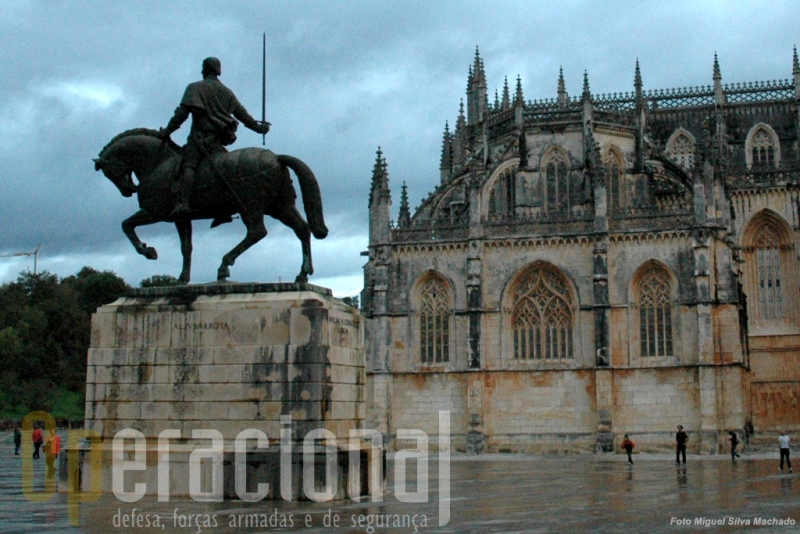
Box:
418 275 451 363
743 213 796 325
636 265 673 358
667 131 695 170
511 266 574 360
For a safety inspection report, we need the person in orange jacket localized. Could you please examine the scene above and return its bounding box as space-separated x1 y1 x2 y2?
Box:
44 428 61 478
621 434 635 465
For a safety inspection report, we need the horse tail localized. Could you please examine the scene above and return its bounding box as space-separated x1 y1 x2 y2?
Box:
276 155 328 239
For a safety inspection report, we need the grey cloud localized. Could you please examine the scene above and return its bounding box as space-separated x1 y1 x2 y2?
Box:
1 0 799 294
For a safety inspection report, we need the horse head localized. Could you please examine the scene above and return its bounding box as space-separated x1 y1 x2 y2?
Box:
94 156 137 197
95 128 178 198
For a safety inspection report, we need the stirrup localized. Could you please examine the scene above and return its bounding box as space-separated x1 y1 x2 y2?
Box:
210 214 234 228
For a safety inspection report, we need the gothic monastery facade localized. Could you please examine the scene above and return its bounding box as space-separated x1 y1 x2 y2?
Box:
362 48 800 454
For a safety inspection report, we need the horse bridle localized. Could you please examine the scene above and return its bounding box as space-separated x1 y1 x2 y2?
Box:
94 156 137 197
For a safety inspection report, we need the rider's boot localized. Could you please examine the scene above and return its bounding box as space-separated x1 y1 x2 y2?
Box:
170 167 195 217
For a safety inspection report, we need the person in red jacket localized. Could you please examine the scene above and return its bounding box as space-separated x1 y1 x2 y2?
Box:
31 425 43 459
621 434 635 465
44 428 61 478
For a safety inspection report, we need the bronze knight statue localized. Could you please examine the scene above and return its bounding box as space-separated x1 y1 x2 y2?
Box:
94 57 327 284
159 57 271 217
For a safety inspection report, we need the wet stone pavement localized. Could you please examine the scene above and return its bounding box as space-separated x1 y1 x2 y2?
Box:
0 431 798 533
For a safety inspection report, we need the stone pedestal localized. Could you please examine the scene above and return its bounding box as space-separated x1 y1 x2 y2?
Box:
73 283 380 500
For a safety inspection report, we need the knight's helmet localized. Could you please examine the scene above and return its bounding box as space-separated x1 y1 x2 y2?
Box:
202 57 222 76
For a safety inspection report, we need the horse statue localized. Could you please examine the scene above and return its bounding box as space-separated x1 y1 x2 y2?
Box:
94 128 328 284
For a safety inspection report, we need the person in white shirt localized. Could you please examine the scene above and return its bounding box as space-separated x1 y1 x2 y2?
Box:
778 431 792 473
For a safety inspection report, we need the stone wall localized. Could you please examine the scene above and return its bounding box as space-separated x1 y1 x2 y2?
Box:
749 334 800 432
369 366 750 453
76 283 374 499
86 284 365 442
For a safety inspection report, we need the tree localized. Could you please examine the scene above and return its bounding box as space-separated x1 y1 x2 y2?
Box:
65 267 131 313
140 274 181 288
341 295 360 309
0 267 130 417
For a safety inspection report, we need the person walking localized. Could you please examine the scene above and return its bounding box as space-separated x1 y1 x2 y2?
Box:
31 425 43 459
778 431 792 473
621 434 635 465
728 431 741 460
13 424 22 455
675 425 688 465
44 428 61 478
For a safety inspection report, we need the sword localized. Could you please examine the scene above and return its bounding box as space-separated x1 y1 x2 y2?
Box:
262 32 266 146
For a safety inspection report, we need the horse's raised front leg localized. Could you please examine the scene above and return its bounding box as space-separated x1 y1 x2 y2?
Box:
273 206 313 284
217 212 267 281
175 219 192 284
122 210 158 260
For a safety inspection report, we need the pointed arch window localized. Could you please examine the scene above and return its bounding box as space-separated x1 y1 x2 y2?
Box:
512 267 574 360
668 133 695 170
488 166 517 218
751 129 776 168
746 125 780 169
742 213 797 327
419 276 451 363
604 148 624 210
755 224 783 320
543 149 569 213
637 266 673 357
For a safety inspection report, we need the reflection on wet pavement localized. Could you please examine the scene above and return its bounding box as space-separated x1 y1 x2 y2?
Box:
0 431 797 533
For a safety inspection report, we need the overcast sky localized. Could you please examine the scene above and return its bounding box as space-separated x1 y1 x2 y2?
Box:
1 1 798 296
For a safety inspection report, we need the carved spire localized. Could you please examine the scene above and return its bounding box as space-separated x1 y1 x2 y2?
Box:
582 71 594 157
494 89 500 111
794 45 799 75
472 45 486 84
713 52 725 105
369 146 389 204
440 121 453 182
514 75 525 127
582 70 591 100
502 76 511 110
453 100 467 166
467 46 487 125
368 146 392 245
794 45 800 99
398 181 411 228
634 60 645 170
557 66 567 107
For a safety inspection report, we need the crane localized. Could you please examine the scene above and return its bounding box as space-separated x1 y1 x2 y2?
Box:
0 244 41 274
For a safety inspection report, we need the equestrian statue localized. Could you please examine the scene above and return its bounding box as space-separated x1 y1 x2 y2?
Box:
94 57 328 284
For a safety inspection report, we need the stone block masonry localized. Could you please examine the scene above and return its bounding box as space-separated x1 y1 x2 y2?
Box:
78 283 374 499
87 283 364 442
